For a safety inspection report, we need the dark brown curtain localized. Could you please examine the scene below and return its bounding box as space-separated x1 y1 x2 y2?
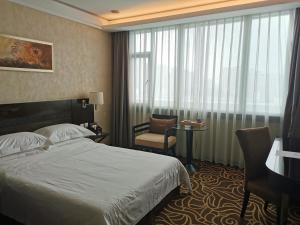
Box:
283 8 300 151
111 31 130 147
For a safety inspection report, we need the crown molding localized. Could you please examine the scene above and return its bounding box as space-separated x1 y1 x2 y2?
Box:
115 1 300 31
103 0 300 32
8 0 300 32
9 0 105 30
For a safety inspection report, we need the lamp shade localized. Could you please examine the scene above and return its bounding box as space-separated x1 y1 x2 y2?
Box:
89 92 104 105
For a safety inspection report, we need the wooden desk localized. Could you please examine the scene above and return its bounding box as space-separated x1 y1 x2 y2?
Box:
266 139 300 225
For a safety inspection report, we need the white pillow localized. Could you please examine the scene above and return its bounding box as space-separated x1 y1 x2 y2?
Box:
35 123 95 144
0 132 48 157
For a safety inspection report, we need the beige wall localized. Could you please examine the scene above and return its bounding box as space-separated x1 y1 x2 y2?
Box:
0 0 112 133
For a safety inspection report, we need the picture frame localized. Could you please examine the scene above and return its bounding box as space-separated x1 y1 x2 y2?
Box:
0 34 54 72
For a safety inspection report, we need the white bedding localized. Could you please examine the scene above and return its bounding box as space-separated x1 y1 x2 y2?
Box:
0 138 191 225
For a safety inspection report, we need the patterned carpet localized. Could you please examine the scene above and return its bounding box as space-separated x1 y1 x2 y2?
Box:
154 161 300 225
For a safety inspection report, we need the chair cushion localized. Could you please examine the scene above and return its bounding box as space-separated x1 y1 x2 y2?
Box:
149 117 177 134
247 177 281 204
135 133 176 150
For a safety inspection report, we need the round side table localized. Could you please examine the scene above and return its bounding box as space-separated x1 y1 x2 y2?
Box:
173 124 208 173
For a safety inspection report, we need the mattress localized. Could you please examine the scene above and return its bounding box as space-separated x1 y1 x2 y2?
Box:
0 138 191 225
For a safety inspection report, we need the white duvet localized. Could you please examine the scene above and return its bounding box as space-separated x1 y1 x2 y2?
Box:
0 138 191 225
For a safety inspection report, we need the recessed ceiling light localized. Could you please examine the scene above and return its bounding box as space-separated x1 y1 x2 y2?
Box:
110 10 120 14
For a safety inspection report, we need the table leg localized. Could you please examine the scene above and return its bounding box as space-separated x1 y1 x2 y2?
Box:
279 193 289 225
185 129 197 173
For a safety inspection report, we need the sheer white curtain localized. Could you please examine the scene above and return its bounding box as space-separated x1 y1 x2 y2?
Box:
129 10 295 167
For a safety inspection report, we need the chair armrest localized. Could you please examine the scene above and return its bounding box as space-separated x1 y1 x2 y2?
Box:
132 122 150 146
133 122 150 133
163 127 176 149
164 127 176 137
133 122 150 129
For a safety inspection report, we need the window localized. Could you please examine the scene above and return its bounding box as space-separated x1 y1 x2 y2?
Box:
129 11 294 116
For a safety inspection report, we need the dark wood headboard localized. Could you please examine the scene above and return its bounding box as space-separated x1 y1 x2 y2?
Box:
0 99 94 135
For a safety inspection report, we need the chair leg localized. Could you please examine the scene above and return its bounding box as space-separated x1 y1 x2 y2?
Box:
264 201 269 211
171 146 176 156
276 206 281 225
145 148 152 153
240 190 250 218
279 193 289 225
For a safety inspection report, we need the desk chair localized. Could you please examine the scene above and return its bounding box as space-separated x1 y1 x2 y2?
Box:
236 127 282 223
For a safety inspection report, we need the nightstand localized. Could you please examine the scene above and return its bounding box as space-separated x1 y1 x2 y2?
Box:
87 132 109 143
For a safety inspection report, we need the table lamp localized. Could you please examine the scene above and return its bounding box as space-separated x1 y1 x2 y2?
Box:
89 91 104 111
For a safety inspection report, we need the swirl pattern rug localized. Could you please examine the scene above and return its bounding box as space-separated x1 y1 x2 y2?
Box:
154 161 300 225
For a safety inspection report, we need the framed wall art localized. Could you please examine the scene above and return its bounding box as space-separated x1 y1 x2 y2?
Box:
0 34 53 72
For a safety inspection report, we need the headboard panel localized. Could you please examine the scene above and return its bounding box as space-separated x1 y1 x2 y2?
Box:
0 99 94 135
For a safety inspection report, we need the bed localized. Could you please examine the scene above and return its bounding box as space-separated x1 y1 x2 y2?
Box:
0 100 191 225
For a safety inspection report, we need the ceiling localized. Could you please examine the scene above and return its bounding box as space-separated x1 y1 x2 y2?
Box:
55 0 229 21
10 0 300 31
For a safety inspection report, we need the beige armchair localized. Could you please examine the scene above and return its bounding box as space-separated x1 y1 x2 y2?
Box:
132 114 177 156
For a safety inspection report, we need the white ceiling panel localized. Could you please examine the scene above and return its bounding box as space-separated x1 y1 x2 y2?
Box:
56 0 226 20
